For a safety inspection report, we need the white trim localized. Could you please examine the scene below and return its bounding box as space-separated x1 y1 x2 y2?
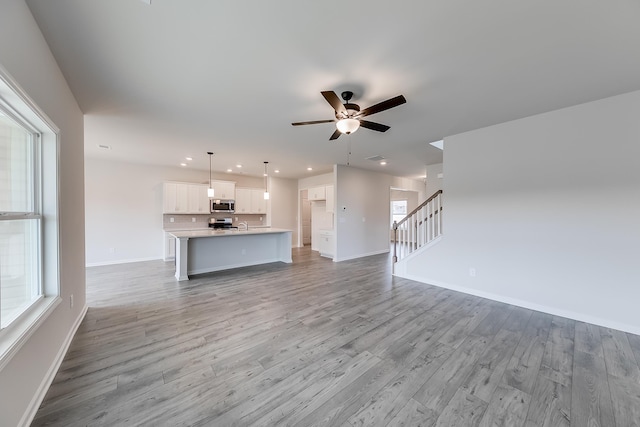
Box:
0 296 61 371
393 236 443 276
85 256 162 267
397 274 640 336
19 304 88 427
334 248 390 263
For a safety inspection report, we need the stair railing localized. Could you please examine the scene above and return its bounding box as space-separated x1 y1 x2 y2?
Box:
393 190 443 269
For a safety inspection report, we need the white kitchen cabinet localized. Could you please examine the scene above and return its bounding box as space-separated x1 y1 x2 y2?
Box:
164 232 176 261
235 187 267 214
164 182 210 214
319 230 334 258
251 189 267 214
187 184 209 214
163 182 189 213
211 180 236 199
308 186 326 201
235 187 252 213
325 185 334 213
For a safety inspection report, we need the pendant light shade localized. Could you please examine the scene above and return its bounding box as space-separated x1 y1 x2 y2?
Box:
336 118 360 135
207 152 214 198
263 161 270 200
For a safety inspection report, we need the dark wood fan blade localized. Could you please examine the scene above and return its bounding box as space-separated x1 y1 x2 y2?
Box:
329 129 342 140
357 95 406 118
359 120 390 132
321 91 347 115
291 119 335 126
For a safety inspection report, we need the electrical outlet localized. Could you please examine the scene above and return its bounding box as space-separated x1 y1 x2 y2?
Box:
192 217 196 222
170 217 174 223
260 216 263 221
70 294 74 308
469 268 476 277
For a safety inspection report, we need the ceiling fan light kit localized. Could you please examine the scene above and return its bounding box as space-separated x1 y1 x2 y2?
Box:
336 118 360 134
292 90 406 140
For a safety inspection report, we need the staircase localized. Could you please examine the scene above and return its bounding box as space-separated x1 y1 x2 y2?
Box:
392 190 443 271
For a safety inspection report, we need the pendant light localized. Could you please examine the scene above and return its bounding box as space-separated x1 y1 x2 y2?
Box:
207 152 214 198
263 161 270 200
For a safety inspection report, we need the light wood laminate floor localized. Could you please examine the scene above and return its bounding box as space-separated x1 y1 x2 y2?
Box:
33 247 640 426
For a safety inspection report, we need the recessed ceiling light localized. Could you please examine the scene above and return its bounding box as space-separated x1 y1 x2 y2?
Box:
429 139 444 150
226 169 233 173
236 164 242 168
274 170 280 173
307 167 313 171
180 163 187 167
185 157 192 161
380 161 387 165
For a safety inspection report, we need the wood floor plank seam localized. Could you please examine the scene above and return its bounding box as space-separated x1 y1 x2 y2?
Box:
32 247 640 427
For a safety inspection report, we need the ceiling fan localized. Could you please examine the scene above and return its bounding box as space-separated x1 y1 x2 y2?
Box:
292 91 407 140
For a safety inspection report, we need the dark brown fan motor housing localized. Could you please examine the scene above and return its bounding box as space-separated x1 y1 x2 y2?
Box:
292 90 406 140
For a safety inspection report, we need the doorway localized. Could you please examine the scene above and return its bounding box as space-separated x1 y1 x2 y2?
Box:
301 189 311 246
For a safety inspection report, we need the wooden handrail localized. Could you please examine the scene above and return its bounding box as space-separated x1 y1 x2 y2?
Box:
394 190 442 228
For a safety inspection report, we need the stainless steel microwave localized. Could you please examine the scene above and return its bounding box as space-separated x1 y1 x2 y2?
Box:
210 199 235 213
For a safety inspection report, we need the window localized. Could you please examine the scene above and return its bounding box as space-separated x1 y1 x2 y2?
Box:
391 200 407 226
0 112 42 328
0 65 60 367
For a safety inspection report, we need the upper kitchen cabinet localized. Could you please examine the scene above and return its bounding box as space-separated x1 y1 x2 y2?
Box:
163 182 189 213
250 189 267 214
308 186 326 201
187 184 210 214
235 187 252 213
325 185 334 214
211 180 236 200
235 187 267 214
308 185 334 213
163 182 209 214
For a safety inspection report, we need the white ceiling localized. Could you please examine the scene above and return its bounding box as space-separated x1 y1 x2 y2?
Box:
25 0 640 180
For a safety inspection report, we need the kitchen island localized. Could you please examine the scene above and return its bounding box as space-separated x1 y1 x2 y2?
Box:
169 228 292 281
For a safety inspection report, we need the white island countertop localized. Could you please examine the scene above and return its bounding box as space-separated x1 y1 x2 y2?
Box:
169 227 291 239
170 228 293 280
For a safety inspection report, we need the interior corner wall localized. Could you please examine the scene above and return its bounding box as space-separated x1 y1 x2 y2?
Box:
0 1 86 425
334 166 391 261
402 90 640 334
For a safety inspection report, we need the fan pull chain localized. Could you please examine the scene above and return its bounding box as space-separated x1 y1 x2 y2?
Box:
347 135 352 166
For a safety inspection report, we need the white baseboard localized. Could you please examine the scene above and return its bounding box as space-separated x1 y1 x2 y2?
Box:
19 304 88 427
398 273 640 336
334 248 390 262
86 256 161 267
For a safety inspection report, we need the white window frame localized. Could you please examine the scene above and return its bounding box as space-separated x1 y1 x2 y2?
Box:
0 65 61 371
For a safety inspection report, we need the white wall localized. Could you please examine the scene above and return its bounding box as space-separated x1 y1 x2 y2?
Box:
268 176 298 246
297 172 335 248
400 90 640 334
85 157 265 265
425 163 443 197
0 1 86 425
298 172 334 190
335 165 424 261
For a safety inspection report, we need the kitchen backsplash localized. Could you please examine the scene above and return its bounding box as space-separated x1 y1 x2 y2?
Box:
163 214 267 231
